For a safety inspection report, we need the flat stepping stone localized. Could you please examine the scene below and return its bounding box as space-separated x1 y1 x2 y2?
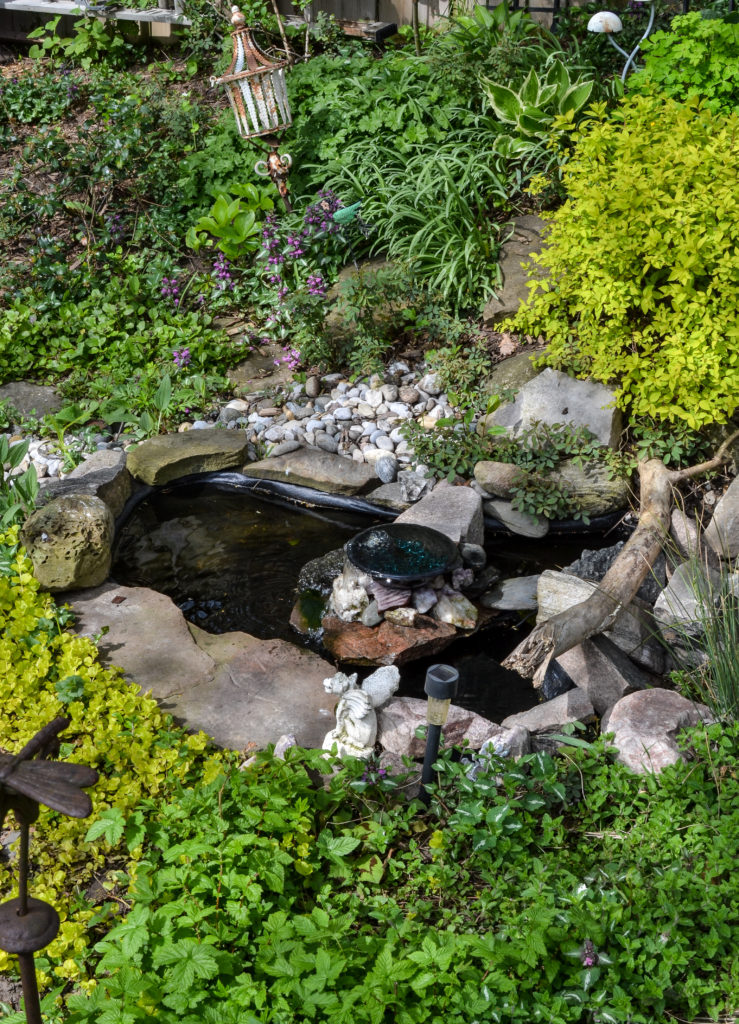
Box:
248 446 375 495
126 430 250 486
0 381 64 419
70 583 336 750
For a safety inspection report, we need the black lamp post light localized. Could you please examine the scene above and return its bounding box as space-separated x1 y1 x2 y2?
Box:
0 718 98 1024
420 665 459 806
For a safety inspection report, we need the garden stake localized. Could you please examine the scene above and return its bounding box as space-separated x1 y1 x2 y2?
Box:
420 665 458 806
0 718 98 1024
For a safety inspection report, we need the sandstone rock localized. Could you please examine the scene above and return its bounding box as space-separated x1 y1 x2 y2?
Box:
0 381 63 419
70 583 337 749
484 368 621 449
365 483 412 512
601 689 714 774
395 479 483 545
555 634 651 716
377 697 502 757
549 459 630 516
536 570 664 673
481 574 539 611
22 494 114 592
482 350 542 399
704 476 739 558
670 508 719 570
501 688 596 733
653 562 721 633
464 727 531 777
248 446 376 495
321 613 457 666
482 215 547 324
38 449 132 519
484 499 549 538
126 430 250 486
473 460 521 498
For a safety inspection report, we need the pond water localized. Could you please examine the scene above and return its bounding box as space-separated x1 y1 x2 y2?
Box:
113 480 616 723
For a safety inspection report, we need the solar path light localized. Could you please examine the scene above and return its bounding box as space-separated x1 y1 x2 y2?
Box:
420 665 459 806
0 718 98 1024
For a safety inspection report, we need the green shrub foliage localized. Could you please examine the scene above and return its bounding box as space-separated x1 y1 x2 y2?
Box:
512 96 739 428
63 731 739 1023
630 12 739 115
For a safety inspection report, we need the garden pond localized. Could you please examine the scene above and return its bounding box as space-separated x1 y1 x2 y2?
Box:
112 477 620 723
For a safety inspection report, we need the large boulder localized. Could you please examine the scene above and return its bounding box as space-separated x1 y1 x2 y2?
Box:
126 430 250 486
377 696 505 757
548 459 630 517
481 367 622 449
0 382 64 419
555 634 651 716
704 476 739 558
22 494 113 592
601 689 714 774
501 688 596 735
37 449 132 519
395 480 484 546
248 447 376 495
70 583 338 750
536 570 664 673
653 561 721 633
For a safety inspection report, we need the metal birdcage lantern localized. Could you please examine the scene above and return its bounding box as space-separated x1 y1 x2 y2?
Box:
216 5 292 139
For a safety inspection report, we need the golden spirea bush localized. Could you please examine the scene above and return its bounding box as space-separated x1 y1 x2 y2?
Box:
511 95 739 429
0 528 222 983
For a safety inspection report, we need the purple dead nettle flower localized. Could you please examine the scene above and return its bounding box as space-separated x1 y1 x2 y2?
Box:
161 276 180 307
173 348 191 369
306 273 327 298
581 940 599 968
212 253 234 291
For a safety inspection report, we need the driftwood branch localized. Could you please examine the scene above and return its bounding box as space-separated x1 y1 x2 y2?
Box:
502 430 739 687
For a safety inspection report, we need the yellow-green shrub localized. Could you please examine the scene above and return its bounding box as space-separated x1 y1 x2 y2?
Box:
511 95 739 429
0 528 223 984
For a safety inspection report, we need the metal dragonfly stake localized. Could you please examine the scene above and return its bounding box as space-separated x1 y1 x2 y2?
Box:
0 718 98 1024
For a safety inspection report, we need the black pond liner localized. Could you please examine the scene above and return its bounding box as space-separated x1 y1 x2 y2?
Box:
112 472 627 723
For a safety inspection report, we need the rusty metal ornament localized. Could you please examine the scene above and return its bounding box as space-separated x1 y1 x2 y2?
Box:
213 5 293 140
0 717 98 1024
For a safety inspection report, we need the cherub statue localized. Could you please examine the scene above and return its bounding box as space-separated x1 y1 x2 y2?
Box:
322 668 400 760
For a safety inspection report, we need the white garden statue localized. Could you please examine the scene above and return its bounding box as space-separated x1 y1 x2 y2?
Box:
322 667 400 760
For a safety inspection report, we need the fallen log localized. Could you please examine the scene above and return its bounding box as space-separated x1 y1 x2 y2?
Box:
502 429 739 687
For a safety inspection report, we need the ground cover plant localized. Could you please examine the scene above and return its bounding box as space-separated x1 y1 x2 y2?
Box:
47 725 739 1024
0 528 223 986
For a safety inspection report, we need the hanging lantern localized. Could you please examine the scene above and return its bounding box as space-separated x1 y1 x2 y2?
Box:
214 5 293 140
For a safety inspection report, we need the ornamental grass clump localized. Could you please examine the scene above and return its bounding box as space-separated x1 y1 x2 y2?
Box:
511 95 739 429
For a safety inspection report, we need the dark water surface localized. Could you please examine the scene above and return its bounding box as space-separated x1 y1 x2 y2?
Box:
113 481 616 722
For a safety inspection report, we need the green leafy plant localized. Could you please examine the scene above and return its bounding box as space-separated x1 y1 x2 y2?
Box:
510 95 739 429
27 15 136 71
0 529 222 984
0 438 38 527
630 11 739 114
483 59 595 139
185 184 275 261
